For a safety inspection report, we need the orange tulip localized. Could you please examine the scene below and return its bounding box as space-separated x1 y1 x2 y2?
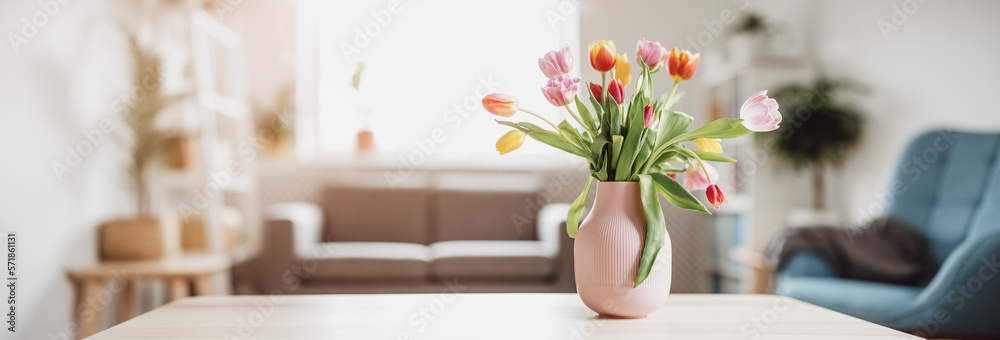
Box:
496 130 526 155
482 93 518 117
667 47 701 81
588 40 616 73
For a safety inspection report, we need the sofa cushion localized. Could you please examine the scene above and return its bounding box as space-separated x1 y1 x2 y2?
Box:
430 240 556 279
433 189 539 242
305 242 433 280
322 187 430 244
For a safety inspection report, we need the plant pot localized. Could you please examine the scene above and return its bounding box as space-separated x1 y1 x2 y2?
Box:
574 181 672 318
99 217 167 261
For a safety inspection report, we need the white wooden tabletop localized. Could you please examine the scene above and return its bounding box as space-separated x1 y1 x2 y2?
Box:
87 293 921 339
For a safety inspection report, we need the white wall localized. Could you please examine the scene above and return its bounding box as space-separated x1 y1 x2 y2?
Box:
583 0 1000 247
0 1 132 338
813 0 1000 226
752 0 1000 244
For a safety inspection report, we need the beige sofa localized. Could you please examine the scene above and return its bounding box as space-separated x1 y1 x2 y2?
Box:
255 185 574 294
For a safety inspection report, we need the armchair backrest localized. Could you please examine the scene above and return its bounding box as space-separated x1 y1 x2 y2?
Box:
886 130 1000 265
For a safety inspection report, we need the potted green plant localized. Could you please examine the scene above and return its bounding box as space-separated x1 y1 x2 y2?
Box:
99 34 178 261
482 38 780 317
728 12 777 61
766 78 864 224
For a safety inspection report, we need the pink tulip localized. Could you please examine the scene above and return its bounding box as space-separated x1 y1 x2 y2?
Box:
643 104 654 128
538 44 574 78
740 90 782 132
541 74 581 107
683 162 719 192
635 38 668 69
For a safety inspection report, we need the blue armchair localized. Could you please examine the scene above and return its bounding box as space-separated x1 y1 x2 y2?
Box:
775 130 1000 338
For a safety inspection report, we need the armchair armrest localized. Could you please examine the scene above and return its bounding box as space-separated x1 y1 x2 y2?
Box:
777 251 837 279
889 233 1000 335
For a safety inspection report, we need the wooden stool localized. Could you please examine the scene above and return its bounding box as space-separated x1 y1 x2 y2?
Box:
66 253 230 339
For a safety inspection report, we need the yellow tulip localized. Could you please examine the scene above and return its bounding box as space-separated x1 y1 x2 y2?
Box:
496 130 526 155
695 138 723 154
614 53 632 86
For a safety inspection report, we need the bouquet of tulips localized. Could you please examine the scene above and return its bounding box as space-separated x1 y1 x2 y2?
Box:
482 39 780 286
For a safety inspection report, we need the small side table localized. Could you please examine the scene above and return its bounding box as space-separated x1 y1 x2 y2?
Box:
66 253 230 339
729 246 774 294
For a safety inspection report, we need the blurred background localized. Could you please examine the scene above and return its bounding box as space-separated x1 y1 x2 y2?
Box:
2 0 1000 338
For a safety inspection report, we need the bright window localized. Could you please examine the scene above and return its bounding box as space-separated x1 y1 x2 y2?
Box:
302 0 580 158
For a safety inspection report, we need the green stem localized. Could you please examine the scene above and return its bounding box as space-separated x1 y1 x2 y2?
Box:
666 80 679 106
564 105 598 137
518 107 561 132
674 147 713 183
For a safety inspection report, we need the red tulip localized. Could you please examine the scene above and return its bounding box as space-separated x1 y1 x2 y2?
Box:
643 104 654 128
482 93 518 117
608 79 624 104
589 82 603 103
706 184 727 210
667 47 701 82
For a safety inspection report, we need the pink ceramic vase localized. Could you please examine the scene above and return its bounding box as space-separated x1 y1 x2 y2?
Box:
574 181 672 318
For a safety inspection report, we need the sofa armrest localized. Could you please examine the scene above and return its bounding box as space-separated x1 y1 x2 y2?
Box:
538 204 570 255
265 203 323 259
257 203 322 293
539 204 575 292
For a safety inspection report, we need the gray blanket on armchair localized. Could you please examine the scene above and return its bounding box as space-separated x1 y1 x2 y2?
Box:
765 217 938 286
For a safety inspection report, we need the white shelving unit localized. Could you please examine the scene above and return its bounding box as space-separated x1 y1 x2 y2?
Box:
705 55 813 293
153 1 259 267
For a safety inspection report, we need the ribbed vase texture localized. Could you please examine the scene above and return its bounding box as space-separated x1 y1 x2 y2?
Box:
574 181 671 318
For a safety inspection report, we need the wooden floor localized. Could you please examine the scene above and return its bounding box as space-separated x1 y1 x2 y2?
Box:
87 293 921 339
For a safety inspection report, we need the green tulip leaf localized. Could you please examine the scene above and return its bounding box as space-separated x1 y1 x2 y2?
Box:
691 150 736 163
649 172 710 214
575 96 598 134
676 118 752 141
519 122 591 159
566 176 594 238
655 111 693 150
635 174 666 287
